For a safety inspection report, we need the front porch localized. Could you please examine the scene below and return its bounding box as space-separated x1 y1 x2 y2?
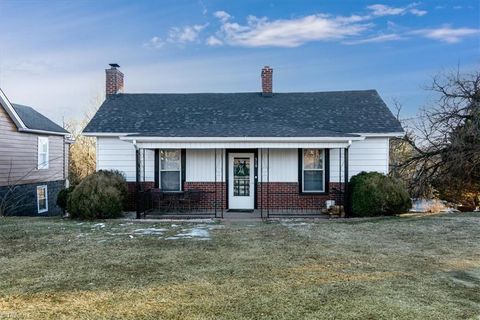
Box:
128 137 355 219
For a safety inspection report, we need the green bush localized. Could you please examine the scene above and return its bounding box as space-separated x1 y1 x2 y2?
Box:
347 172 411 217
67 170 128 220
56 186 75 212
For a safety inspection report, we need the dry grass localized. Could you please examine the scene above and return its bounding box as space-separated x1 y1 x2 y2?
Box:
0 213 479 319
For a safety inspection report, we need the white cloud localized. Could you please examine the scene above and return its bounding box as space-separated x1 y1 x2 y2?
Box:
144 36 164 49
409 8 428 16
168 24 208 43
213 10 231 23
367 4 405 16
367 3 427 17
344 33 405 45
412 26 480 43
215 13 371 47
206 35 222 46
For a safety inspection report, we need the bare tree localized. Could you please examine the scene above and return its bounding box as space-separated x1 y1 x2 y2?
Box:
64 94 101 186
398 69 480 208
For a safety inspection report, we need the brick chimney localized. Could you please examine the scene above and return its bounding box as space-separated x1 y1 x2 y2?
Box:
261 66 273 97
105 63 124 95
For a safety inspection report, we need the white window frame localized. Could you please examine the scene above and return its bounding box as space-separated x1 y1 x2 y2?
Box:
37 136 49 169
37 185 48 213
160 149 182 192
302 148 325 193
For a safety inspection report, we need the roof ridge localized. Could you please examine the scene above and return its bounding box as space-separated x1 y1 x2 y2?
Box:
110 89 378 96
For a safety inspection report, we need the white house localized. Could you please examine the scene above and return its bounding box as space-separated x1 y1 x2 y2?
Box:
83 64 403 218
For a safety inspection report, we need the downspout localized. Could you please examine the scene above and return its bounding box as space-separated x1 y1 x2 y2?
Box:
344 140 352 217
133 140 142 219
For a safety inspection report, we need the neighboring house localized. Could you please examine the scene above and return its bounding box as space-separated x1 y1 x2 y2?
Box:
0 88 71 216
83 64 403 216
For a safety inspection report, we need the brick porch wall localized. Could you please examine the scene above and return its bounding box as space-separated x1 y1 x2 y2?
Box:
257 182 345 210
126 182 154 211
184 182 227 209
126 181 344 211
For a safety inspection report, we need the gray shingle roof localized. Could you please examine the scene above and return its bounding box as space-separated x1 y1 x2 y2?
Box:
12 104 69 134
83 90 403 137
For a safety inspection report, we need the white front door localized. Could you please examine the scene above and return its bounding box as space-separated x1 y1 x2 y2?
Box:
228 153 255 210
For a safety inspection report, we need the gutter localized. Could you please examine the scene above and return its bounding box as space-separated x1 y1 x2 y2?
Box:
18 127 70 136
119 136 366 143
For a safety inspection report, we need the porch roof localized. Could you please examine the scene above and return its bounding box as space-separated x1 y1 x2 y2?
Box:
120 135 362 149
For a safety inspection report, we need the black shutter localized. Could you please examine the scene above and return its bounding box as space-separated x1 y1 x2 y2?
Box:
298 148 303 194
324 149 330 193
181 149 186 191
154 149 159 188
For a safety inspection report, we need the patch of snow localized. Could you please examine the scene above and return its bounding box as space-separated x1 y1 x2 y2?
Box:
171 227 211 240
133 228 167 235
281 220 311 229
206 224 224 230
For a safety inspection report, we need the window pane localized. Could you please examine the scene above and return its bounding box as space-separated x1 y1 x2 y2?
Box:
37 186 47 211
42 142 48 153
161 171 180 191
38 198 47 210
303 149 323 169
233 158 250 196
304 170 324 191
161 150 180 170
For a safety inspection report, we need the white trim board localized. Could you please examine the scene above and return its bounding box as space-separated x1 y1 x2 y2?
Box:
135 142 353 149
0 88 27 129
121 136 364 142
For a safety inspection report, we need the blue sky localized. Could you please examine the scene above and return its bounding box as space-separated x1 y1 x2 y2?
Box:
0 0 478 123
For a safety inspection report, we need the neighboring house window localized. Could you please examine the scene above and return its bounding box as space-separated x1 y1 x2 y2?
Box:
160 150 181 191
37 185 48 213
302 149 325 192
37 136 49 169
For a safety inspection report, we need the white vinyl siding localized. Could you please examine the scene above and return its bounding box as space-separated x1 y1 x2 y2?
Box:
329 138 390 182
185 149 225 182
258 148 298 182
37 136 49 169
348 137 389 178
96 137 154 182
36 185 48 213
